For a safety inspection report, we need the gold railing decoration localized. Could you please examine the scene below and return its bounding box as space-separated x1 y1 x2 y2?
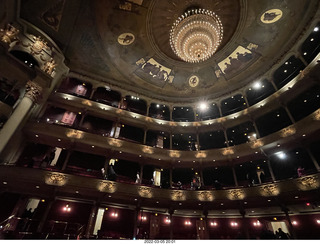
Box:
197 191 214 201
195 151 207 158
227 189 245 200
108 138 123 147
280 126 296 138
313 110 320 121
259 184 280 196
138 186 153 198
296 175 319 190
45 172 68 186
222 148 234 156
171 190 186 201
66 129 84 139
169 150 181 158
97 181 117 193
250 140 264 149
142 146 154 154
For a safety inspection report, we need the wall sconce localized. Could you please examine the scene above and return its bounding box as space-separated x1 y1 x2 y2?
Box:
210 222 218 227
165 217 171 224
253 221 261 227
230 222 238 227
63 204 71 212
111 212 118 218
185 221 192 226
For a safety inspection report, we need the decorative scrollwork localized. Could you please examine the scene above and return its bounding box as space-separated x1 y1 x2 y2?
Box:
138 186 153 198
280 126 296 138
45 172 68 186
313 110 320 121
222 148 234 156
260 184 280 196
0 23 19 44
169 150 181 158
197 191 214 201
41 58 57 76
296 175 319 190
25 81 42 103
30 36 50 55
171 190 186 201
228 189 245 200
250 140 264 149
97 181 117 193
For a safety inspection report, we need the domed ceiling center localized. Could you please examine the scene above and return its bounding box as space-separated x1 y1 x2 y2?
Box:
169 9 223 63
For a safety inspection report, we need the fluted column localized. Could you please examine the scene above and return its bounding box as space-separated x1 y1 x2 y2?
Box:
85 203 99 238
0 81 42 154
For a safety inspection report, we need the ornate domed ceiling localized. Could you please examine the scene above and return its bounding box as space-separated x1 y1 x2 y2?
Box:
20 0 319 102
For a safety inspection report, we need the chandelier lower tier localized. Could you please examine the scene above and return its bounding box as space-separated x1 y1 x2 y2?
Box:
169 9 223 63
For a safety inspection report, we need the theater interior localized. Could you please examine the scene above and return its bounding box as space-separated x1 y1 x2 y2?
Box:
1 0 320 240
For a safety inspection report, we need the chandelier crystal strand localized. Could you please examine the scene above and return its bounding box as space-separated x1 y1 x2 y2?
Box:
170 9 223 63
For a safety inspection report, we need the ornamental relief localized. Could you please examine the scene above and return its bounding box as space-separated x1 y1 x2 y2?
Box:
171 190 186 201
228 189 245 200
197 191 214 201
25 81 43 103
45 172 68 186
138 186 153 198
296 175 319 190
0 23 19 44
97 181 117 193
259 184 280 196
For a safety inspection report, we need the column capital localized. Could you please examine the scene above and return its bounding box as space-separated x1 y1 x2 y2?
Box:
25 81 43 103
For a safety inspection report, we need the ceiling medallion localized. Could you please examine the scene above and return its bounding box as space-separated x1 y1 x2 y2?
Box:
189 75 199 87
260 9 283 24
169 8 223 63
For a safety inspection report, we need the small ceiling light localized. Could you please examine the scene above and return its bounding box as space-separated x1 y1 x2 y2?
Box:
156 104 160 108
211 222 218 226
303 52 307 55
35 134 39 137
58 138 61 142
306 202 310 206
273 217 277 221
268 199 271 202
314 26 319 32
41 199 45 202
75 191 79 194
294 196 299 199
311 38 314 41
316 220 320 224
276 151 286 159
292 221 298 225
199 102 208 111
253 81 262 89
36 185 40 189
3 181 7 185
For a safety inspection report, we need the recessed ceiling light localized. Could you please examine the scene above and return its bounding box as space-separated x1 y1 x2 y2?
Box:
314 26 319 32
75 191 79 193
58 139 61 141
35 134 39 137
3 181 8 185
36 185 40 189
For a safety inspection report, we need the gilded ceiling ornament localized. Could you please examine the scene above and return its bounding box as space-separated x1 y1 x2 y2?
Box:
25 81 43 103
138 186 153 198
280 126 296 137
45 172 68 186
171 190 186 201
228 189 245 200
118 33 135 45
260 9 283 24
97 181 117 193
259 184 280 196
0 23 19 44
197 191 214 201
189 75 199 87
296 175 319 190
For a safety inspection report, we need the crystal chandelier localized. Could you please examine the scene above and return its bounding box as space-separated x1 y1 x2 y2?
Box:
169 9 223 63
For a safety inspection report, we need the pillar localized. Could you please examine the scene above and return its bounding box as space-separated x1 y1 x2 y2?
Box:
89 86 97 100
217 103 223 117
251 118 261 138
270 79 278 91
37 198 54 233
170 133 173 150
267 159 276 182
61 150 72 171
199 166 205 187
146 102 151 117
305 147 320 171
242 93 249 108
169 168 173 188
85 203 99 239
143 129 147 145
0 81 42 154
133 207 140 239
280 204 296 239
283 105 296 124
239 207 250 239
169 106 173 121
232 166 238 187
139 164 144 184
169 208 174 240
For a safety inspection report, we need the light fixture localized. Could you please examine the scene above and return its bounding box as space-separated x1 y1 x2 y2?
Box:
63 204 71 212
253 81 262 90
210 222 218 226
292 221 298 225
230 222 238 227
314 26 319 32
169 8 223 63
276 151 286 159
199 102 208 111
185 220 192 226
